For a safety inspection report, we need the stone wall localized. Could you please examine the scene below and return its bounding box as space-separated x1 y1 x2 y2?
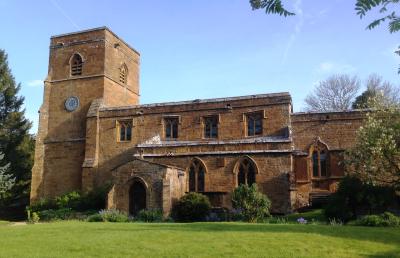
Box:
108 159 185 216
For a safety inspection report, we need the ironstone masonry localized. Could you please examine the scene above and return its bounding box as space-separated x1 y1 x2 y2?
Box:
30 27 365 216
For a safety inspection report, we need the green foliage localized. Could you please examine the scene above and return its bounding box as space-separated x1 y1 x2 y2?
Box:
27 210 39 224
55 191 81 209
29 185 111 214
355 212 400 227
86 213 103 222
135 209 163 222
355 0 400 32
249 0 294 17
0 49 34 212
346 99 400 190
0 153 13 200
98 209 128 222
324 176 397 222
171 192 211 222
231 184 271 223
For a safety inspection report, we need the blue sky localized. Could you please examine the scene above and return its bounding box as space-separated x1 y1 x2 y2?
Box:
0 0 399 133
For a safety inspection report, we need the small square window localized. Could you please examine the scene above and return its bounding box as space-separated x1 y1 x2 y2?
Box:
246 112 263 136
118 120 132 142
164 117 179 139
203 116 218 138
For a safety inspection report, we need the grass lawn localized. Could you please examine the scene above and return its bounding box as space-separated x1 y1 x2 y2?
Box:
0 221 399 258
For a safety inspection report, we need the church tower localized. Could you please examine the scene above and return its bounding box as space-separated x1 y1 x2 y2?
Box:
31 27 140 202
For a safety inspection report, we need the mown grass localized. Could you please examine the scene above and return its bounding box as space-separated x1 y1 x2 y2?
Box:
0 220 9 226
0 221 399 258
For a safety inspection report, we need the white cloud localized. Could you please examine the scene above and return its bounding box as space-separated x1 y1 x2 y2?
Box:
316 61 356 74
27 80 43 87
282 0 303 65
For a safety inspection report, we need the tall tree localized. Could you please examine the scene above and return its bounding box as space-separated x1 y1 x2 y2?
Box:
352 74 400 109
249 0 400 73
304 74 360 112
0 49 34 212
0 153 13 201
346 98 400 190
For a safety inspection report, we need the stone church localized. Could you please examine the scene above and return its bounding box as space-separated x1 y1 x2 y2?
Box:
30 27 365 216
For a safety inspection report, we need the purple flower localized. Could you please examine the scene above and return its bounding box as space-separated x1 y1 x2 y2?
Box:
297 217 308 224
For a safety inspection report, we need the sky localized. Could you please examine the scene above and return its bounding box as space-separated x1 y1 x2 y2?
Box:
0 0 399 133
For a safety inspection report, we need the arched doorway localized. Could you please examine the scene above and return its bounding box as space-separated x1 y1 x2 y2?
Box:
129 180 146 216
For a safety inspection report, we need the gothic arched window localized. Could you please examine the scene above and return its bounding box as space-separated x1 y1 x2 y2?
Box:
310 141 329 178
237 157 256 186
188 159 206 192
70 54 83 76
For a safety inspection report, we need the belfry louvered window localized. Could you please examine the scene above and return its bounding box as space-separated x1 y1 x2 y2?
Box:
120 64 128 84
71 54 83 76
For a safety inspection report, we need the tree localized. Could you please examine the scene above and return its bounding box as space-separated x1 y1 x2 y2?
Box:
304 74 360 112
346 97 400 190
352 74 400 109
0 49 34 212
249 0 400 73
0 153 14 201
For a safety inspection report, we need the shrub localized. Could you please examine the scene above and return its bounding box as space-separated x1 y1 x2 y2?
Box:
355 212 400 227
29 198 57 213
27 184 111 219
135 209 163 222
324 176 396 222
87 213 103 222
99 209 128 222
55 192 81 210
232 184 271 223
27 211 40 224
171 193 211 222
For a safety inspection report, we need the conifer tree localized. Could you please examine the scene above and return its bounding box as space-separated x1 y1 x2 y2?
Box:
0 153 14 201
0 49 34 209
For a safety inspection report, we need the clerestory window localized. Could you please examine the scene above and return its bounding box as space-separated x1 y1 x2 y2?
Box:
203 116 218 139
246 112 263 136
118 120 132 142
164 117 179 139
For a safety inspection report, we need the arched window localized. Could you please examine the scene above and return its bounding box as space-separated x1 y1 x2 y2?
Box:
119 64 128 84
188 159 206 192
236 157 257 186
310 140 329 178
70 54 83 76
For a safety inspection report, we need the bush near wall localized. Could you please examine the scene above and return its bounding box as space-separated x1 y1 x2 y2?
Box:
324 176 398 222
28 185 111 221
232 184 271 223
171 193 211 222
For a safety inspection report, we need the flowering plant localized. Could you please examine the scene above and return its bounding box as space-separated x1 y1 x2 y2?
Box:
297 217 307 224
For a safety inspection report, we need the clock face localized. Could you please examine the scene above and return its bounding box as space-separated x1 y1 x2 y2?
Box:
65 96 79 112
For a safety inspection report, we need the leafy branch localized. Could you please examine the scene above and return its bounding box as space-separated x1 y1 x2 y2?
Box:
249 0 295 17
